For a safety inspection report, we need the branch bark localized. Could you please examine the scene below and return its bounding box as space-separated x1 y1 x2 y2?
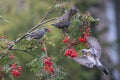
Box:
2 0 64 58
15 17 57 43
15 0 58 43
10 48 35 57
3 0 58 58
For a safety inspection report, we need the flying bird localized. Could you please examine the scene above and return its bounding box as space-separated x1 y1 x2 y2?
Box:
26 28 49 41
52 7 78 30
73 36 109 75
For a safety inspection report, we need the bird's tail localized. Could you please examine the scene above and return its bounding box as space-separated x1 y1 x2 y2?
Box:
96 60 109 75
97 65 109 75
51 23 57 27
26 35 33 41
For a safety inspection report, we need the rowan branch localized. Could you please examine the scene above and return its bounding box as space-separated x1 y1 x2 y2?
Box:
14 0 58 43
3 0 62 58
42 43 48 57
10 48 35 57
58 0 67 13
40 0 57 22
1 0 59 60
15 17 57 43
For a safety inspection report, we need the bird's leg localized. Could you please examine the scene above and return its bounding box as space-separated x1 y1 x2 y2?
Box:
62 26 68 32
62 29 67 37
62 27 69 37
36 40 42 45
65 27 69 33
62 29 66 33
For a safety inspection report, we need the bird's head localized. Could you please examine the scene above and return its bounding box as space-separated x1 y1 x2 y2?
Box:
69 6 78 15
43 28 50 32
81 49 88 54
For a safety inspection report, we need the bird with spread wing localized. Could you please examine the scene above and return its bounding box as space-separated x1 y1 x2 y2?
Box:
73 36 109 75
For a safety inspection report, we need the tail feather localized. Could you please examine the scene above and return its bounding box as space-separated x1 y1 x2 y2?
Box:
51 23 58 28
26 36 33 41
97 65 109 75
96 59 109 75
102 67 109 75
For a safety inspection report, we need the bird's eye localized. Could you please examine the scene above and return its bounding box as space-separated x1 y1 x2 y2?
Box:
81 50 85 53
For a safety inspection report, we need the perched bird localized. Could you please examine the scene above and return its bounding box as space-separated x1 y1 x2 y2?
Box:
52 7 78 30
73 36 109 75
26 28 49 41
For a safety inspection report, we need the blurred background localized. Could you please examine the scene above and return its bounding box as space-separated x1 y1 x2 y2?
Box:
0 0 120 80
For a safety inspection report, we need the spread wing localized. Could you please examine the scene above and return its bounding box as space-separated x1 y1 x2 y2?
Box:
72 56 94 68
86 36 102 59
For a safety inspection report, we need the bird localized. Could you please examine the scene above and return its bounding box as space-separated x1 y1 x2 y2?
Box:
73 36 109 75
26 28 49 41
52 7 78 30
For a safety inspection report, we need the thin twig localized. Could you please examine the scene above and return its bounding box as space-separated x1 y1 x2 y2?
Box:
40 0 57 22
58 0 67 13
15 0 58 43
6 17 57 52
42 42 48 57
10 48 35 57
0 54 6 59
0 48 35 59
2 0 60 59
1 0 58 59
15 17 57 43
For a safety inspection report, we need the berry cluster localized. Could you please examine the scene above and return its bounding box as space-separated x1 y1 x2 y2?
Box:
62 35 78 58
11 63 22 77
78 27 90 48
9 54 14 60
78 27 90 43
41 47 46 51
78 36 86 43
62 37 69 43
43 57 54 75
77 11 92 47
64 49 77 58
62 12 92 58
62 36 78 48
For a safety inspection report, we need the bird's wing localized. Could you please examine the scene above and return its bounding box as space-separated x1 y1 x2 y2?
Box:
30 29 40 35
33 29 45 39
73 56 94 68
53 18 70 29
27 29 45 40
86 36 102 59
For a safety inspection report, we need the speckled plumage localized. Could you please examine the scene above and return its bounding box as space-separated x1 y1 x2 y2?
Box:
26 28 48 40
52 7 78 29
